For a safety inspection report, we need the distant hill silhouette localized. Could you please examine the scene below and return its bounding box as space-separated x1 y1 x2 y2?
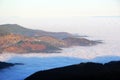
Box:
0 24 102 53
0 24 73 39
0 62 14 69
25 61 120 80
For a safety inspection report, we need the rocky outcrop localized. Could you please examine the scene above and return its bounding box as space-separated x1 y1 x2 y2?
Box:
25 61 120 80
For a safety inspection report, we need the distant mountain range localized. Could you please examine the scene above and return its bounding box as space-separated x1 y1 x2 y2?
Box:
0 24 102 53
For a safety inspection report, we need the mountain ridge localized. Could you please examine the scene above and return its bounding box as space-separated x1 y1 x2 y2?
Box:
0 24 102 53
25 61 120 80
0 24 74 39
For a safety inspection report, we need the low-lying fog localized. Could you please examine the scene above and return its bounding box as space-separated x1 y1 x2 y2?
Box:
0 17 120 80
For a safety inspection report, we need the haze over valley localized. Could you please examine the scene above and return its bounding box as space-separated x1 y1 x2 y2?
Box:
0 0 120 80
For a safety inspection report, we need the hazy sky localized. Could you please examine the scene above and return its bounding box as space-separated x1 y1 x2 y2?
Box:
0 0 120 18
0 0 120 35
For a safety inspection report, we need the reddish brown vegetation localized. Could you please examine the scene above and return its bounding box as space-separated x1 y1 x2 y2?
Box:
37 36 67 47
0 33 24 46
0 32 101 53
4 46 26 53
20 42 46 52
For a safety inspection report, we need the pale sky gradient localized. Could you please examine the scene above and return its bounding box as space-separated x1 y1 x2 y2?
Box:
0 0 120 35
0 0 120 18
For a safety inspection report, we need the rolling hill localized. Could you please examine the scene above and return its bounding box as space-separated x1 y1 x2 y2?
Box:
0 24 102 53
25 61 120 80
0 24 73 39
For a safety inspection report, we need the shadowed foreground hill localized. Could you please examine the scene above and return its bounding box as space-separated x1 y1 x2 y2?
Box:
25 61 120 80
